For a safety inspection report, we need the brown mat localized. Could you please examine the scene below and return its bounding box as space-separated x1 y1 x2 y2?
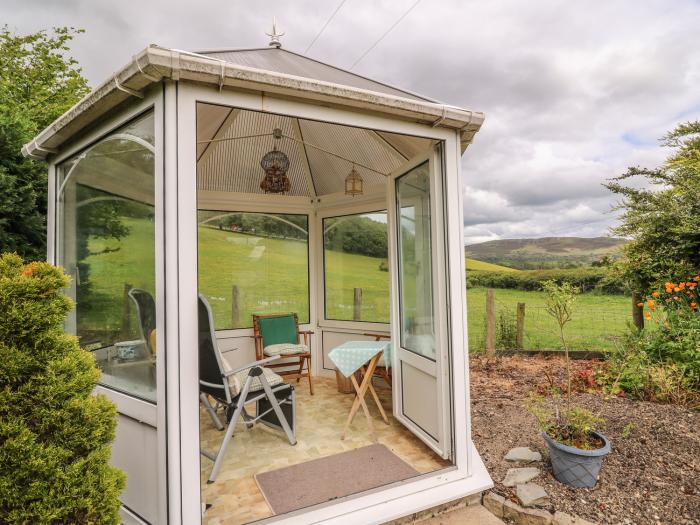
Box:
254 443 419 515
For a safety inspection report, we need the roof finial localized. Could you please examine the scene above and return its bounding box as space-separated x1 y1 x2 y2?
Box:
266 18 284 48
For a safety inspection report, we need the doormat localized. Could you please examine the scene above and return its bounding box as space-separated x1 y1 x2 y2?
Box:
254 443 419 515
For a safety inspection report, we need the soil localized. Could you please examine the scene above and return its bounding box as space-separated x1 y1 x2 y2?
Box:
470 355 700 525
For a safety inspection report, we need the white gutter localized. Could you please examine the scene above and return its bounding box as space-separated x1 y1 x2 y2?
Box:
22 44 484 160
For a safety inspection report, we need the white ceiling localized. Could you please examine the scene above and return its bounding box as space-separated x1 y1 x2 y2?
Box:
196 103 432 197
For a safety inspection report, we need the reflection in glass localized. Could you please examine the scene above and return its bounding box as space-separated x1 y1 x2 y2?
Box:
57 111 157 402
396 162 436 360
197 211 309 329
323 212 389 323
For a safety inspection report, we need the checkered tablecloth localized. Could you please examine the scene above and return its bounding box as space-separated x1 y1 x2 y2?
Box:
328 340 391 378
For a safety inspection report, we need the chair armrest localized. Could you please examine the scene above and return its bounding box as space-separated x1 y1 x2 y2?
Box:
222 355 280 377
299 330 314 335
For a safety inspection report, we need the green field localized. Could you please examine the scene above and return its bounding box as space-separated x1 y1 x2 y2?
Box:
466 258 519 272
466 287 631 352
80 218 630 352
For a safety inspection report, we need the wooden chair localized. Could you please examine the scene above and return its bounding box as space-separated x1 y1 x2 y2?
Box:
253 313 314 395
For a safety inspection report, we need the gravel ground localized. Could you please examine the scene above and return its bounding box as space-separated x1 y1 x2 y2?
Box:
470 355 700 525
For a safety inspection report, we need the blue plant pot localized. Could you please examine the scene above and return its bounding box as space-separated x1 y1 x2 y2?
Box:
543 431 610 488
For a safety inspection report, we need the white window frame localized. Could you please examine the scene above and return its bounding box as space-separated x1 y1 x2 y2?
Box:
48 85 168 525
171 82 492 525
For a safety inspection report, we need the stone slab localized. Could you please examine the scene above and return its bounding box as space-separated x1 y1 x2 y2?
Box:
517 483 550 507
502 467 541 487
505 447 542 463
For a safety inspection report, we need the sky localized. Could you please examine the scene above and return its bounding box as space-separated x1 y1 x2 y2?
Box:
4 0 700 244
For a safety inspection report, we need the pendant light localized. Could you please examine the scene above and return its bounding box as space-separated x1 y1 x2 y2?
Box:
260 128 291 194
344 164 363 196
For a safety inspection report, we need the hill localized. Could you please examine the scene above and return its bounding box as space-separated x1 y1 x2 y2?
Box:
466 258 519 272
465 236 626 269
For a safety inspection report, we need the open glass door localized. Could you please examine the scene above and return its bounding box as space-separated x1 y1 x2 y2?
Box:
389 147 451 459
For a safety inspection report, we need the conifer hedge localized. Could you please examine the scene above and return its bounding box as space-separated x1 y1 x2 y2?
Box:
0 253 125 524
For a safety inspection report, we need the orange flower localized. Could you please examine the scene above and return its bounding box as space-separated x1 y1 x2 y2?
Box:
637 302 644 307
693 276 700 282
691 302 698 310
652 291 659 298
674 287 681 292
644 312 651 319
679 282 686 290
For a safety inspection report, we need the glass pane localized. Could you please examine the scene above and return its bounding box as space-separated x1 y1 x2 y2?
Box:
197 211 309 329
57 112 157 402
396 161 436 360
323 212 389 323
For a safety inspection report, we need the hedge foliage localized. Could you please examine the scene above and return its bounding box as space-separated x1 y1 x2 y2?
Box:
0 253 125 524
466 267 624 294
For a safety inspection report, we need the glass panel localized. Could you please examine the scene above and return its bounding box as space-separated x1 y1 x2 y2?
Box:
197 211 309 329
56 111 157 402
323 212 389 323
396 161 436 360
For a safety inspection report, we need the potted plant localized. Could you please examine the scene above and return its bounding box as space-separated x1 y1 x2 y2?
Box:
527 281 610 488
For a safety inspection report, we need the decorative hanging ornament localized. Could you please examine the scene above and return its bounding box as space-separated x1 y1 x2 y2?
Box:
260 128 291 194
344 164 363 196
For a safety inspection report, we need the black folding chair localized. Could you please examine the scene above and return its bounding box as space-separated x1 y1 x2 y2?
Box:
128 288 156 357
198 294 296 483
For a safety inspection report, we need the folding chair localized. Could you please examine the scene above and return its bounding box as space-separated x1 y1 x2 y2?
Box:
198 295 296 483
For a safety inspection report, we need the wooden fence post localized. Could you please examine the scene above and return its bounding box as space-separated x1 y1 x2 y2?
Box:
353 287 362 321
631 291 644 331
231 285 240 328
121 283 133 337
485 288 495 356
516 302 525 350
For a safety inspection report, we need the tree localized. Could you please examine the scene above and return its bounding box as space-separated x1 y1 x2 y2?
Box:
0 253 125 523
605 121 700 295
0 27 90 261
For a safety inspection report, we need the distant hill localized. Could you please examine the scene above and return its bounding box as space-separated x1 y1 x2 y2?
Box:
465 237 626 270
466 258 519 272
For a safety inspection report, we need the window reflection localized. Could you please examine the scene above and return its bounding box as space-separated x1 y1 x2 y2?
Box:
57 112 157 402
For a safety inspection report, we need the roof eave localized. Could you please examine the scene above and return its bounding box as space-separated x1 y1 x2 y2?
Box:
22 45 484 160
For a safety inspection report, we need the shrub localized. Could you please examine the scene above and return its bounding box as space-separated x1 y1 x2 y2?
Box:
602 274 700 403
466 267 623 294
496 309 517 349
0 253 125 524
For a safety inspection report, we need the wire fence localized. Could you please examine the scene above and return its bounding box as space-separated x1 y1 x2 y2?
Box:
468 290 633 353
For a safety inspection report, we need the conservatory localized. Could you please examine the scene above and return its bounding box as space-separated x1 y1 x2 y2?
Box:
23 39 490 525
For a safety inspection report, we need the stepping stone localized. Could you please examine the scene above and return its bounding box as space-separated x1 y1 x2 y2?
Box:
504 447 542 463
502 467 541 487
516 483 549 507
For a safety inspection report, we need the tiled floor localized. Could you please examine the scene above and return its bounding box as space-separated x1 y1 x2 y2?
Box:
200 376 451 525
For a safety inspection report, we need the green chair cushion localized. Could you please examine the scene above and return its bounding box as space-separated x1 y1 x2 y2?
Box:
258 315 298 347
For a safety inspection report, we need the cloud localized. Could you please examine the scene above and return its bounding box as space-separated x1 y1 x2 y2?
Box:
4 0 700 245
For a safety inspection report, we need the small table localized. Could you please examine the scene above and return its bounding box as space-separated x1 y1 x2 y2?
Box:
328 341 391 440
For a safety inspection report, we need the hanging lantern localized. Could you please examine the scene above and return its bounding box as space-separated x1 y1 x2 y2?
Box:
260 128 291 194
344 165 363 196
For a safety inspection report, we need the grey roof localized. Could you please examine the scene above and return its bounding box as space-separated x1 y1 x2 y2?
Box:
197 47 436 103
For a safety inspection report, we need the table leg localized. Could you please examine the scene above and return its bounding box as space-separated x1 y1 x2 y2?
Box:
362 355 389 425
341 353 382 440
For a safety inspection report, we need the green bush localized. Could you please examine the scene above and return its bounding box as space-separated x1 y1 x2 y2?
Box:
466 267 624 294
602 275 700 403
0 253 125 524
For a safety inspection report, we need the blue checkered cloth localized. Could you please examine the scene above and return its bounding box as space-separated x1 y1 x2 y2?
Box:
328 340 391 377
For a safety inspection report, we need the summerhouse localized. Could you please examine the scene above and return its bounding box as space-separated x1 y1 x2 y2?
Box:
23 34 490 525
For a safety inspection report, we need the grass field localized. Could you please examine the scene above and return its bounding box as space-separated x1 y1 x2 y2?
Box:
466 259 519 272
80 218 630 351
466 287 632 352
